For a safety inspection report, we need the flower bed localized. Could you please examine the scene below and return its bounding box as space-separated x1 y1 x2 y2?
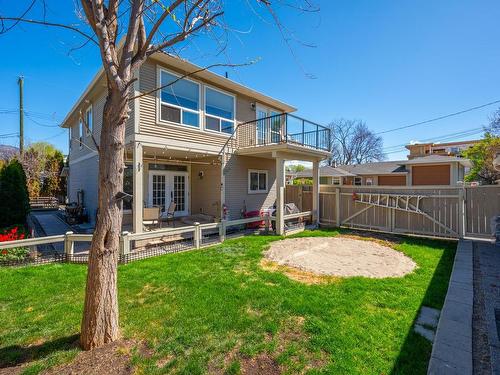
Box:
0 226 30 262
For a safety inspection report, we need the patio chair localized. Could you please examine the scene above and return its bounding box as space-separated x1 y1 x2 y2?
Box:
143 206 161 231
165 201 177 227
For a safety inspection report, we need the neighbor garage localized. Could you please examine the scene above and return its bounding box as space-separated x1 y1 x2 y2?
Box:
411 164 450 186
378 175 407 186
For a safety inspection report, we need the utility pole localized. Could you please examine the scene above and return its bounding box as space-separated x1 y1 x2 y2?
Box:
18 76 24 154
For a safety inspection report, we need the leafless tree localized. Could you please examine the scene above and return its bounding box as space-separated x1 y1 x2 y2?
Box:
0 0 318 350
326 118 385 166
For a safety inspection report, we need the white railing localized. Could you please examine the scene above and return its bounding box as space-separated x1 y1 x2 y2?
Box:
0 212 313 266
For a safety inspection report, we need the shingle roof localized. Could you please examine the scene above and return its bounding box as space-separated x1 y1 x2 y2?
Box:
336 161 408 175
295 166 356 178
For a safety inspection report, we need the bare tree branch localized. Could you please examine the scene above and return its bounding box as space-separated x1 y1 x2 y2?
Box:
0 16 98 44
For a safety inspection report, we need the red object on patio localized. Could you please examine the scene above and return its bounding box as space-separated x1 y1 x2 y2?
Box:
244 210 266 229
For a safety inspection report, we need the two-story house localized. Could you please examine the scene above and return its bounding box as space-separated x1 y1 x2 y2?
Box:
62 52 330 235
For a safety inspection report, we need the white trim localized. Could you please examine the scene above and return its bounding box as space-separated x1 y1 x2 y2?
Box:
134 134 221 154
157 66 201 129
69 152 98 166
78 119 83 150
248 169 269 194
203 85 235 136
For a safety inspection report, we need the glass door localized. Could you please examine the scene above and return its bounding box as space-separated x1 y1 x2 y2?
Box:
256 106 268 145
151 173 167 212
169 173 188 216
149 171 189 216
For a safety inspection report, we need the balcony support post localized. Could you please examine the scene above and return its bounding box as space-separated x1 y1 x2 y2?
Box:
275 156 286 235
133 141 144 233
312 160 320 227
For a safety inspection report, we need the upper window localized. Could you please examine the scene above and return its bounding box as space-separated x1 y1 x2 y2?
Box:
366 177 373 186
205 87 235 134
332 177 341 185
78 121 83 149
160 70 199 127
354 177 362 186
248 169 268 193
85 106 93 136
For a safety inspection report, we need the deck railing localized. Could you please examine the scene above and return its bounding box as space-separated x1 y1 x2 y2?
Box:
219 113 330 157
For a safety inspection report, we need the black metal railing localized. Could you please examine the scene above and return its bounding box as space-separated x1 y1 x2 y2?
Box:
218 113 330 157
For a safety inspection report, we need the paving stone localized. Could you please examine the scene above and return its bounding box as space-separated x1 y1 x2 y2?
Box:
432 341 473 371
414 324 435 342
428 357 472 375
446 286 473 306
417 306 440 328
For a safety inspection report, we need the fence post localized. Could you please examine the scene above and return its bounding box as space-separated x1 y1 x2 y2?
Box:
264 214 272 233
120 231 131 261
194 222 201 249
219 220 226 242
64 231 74 261
458 188 465 238
335 188 341 227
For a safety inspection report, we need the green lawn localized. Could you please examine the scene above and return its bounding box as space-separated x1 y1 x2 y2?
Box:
0 230 455 374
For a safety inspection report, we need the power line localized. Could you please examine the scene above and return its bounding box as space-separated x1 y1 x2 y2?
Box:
25 112 61 128
376 99 500 135
382 127 484 151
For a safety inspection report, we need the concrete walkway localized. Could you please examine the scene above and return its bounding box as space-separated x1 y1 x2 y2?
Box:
428 240 474 374
30 211 90 254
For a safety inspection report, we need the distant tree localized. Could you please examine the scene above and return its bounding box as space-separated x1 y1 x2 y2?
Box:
286 164 306 173
0 159 30 228
326 119 385 166
21 142 64 198
464 133 500 184
487 108 500 136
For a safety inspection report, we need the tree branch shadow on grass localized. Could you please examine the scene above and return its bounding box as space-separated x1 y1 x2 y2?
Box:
390 239 456 375
0 334 79 369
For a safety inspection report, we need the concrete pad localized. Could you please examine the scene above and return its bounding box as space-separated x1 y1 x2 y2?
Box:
432 342 472 372
428 357 471 375
440 302 473 325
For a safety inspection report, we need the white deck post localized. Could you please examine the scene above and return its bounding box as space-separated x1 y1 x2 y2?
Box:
64 231 74 260
275 157 285 235
194 222 201 248
133 141 143 233
312 160 320 226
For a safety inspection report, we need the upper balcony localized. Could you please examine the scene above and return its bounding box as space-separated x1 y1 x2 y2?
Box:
226 113 331 159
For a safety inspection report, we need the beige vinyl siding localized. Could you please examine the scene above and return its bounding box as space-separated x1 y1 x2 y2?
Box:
138 59 281 150
190 162 221 217
224 155 276 219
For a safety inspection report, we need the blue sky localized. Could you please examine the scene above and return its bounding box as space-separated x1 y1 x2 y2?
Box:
0 0 499 160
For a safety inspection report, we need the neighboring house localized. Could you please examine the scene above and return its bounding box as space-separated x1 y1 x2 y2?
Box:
296 155 471 187
62 52 330 234
406 140 480 159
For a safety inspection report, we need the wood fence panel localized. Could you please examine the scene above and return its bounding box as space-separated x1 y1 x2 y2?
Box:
465 186 500 238
285 184 499 240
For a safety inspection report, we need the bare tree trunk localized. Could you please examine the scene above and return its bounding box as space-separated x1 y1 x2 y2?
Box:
80 87 129 350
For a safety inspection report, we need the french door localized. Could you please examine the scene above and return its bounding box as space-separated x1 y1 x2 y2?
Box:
148 171 189 216
256 106 282 145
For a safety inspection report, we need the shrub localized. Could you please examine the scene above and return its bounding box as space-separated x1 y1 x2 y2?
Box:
0 159 30 227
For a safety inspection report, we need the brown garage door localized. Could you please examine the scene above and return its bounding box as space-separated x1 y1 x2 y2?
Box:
412 165 450 185
378 175 407 186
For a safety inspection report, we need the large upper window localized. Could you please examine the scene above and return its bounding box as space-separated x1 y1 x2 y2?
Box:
205 87 235 134
160 70 199 127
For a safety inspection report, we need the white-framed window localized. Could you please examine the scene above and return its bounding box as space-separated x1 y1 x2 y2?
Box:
366 177 373 186
85 105 93 136
204 86 235 135
332 177 341 185
354 177 362 186
248 169 268 193
159 69 200 127
320 176 328 185
78 120 83 149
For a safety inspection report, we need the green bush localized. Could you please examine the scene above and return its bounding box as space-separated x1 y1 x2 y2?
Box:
0 160 30 228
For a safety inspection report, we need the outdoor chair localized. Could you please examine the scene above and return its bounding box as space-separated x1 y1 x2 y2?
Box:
165 201 177 227
143 206 161 231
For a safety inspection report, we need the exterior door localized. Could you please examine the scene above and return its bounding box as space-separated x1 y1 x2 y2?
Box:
149 171 189 216
256 106 281 144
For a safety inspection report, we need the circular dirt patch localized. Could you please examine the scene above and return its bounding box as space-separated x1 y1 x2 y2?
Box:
264 237 416 278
